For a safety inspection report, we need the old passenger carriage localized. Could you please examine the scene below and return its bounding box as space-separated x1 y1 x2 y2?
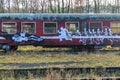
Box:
0 13 120 51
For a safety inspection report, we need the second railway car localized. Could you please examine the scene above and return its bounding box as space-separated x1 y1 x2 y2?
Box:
0 13 120 51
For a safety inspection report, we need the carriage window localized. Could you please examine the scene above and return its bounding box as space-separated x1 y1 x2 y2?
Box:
111 22 120 33
2 22 17 34
21 22 35 34
66 22 79 33
44 22 57 34
89 22 102 31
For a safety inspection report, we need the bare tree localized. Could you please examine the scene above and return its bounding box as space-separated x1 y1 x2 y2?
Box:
49 0 71 13
0 0 5 13
38 0 47 13
0 0 120 13
66 0 71 13
6 0 11 13
115 0 120 13
86 0 90 13
12 0 20 13
28 0 39 13
19 0 29 13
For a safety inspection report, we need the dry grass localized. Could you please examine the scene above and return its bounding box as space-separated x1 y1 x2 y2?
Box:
0 70 119 80
0 46 119 69
0 46 119 80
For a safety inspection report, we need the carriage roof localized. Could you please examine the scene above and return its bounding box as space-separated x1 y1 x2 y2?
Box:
0 13 120 20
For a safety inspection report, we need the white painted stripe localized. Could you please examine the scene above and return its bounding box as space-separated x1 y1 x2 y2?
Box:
41 36 120 39
0 36 6 40
41 36 58 39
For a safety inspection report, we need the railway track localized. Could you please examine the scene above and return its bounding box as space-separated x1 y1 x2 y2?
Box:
0 67 120 80
28 78 120 80
17 49 120 53
1 49 120 54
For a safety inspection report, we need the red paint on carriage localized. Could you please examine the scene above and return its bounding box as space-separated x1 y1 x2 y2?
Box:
0 13 119 51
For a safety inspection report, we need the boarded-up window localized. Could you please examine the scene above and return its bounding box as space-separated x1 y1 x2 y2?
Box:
111 22 120 33
89 22 102 31
44 22 57 34
21 22 36 34
2 22 17 34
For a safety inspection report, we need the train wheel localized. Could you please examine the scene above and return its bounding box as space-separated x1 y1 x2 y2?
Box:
87 45 95 53
72 46 84 52
78 46 84 51
72 46 78 51
10 46 18 51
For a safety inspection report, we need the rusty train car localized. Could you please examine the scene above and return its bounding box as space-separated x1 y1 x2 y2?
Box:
0 13 120 51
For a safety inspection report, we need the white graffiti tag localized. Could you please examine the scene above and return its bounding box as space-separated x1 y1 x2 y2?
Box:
58 27 120 45
58 27 72 41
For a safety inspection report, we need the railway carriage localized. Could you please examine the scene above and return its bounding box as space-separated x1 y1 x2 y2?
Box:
0 13 120 51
